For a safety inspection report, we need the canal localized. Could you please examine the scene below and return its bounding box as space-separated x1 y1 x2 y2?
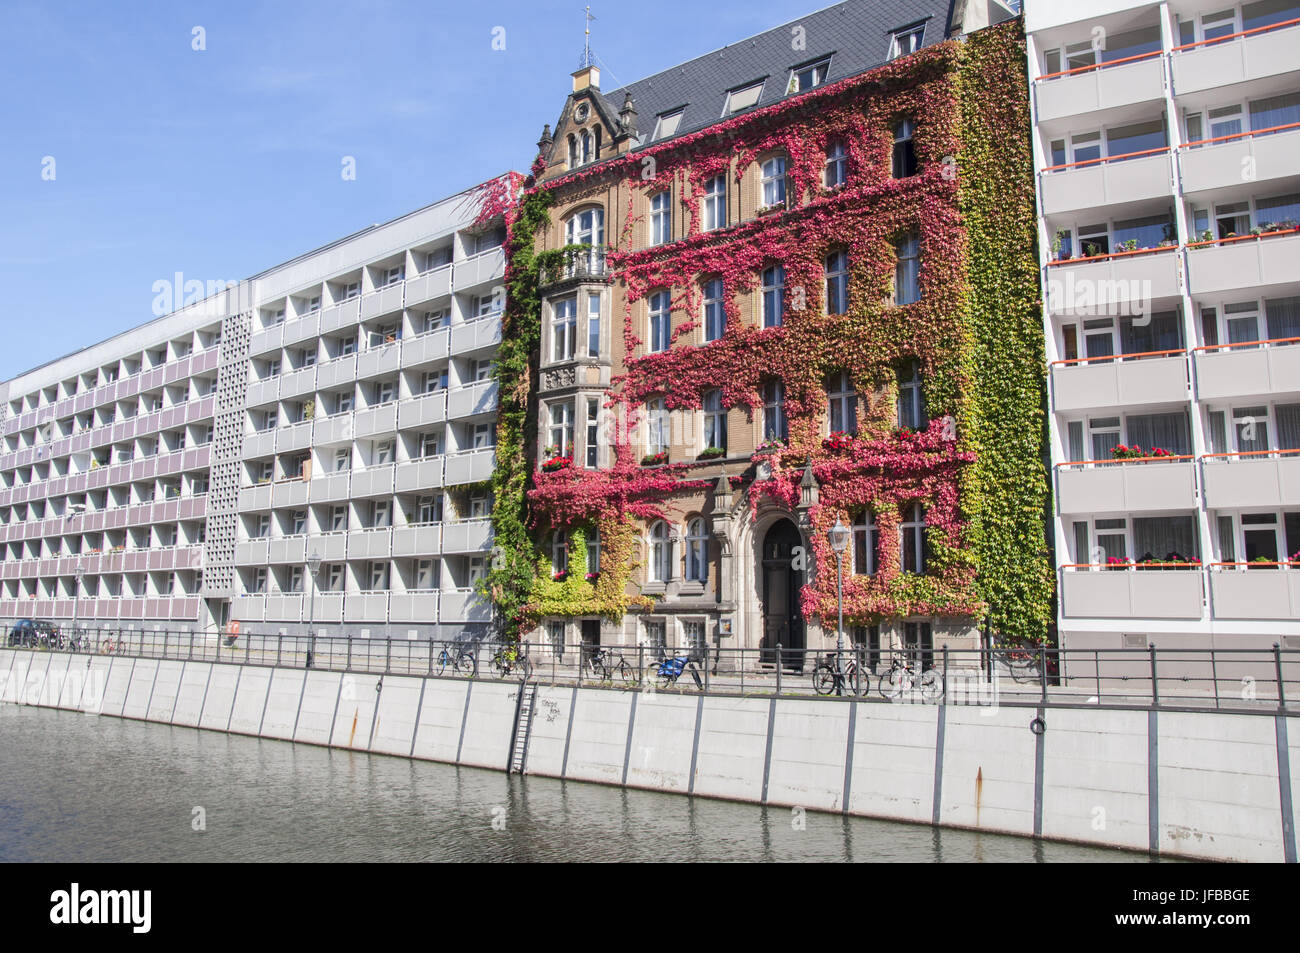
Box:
0 706 1156 862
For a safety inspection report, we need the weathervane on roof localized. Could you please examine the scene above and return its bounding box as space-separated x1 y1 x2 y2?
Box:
580 5 596 69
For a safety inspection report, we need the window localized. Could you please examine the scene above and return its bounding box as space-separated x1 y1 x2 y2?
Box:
426 247 452 271
685 518 709 583
334 449 350 472
471 294 499 318
827 371 857 434
894 234 920 305
420 431 441 459
336 391 353 414
421 369 448 394
724 81 763 115
825 251 848 315
702 279 726 341
567 134 578 169
376 381 396 404
384 266 403 286
649 290 672 353
374 440 394 465
763 380 788 441
565 208 605 273
760 156 787 208
889 23 924 59
417 495 442 523
897 361 927 430
286 566 303 593
646 398 669 454
469 492 491 518
587 293 601 358
549 401 574 457
652 109 684 141
892 119 917 178
824 141 848 188
551 533 568 574
327 564 344 590
701 175 726 231
416 559 439 590
423 310 446 333
644 619 667 659
852 510 877 575
305 295 321 314
586 528 601 575
586 398 600 468
900 503 927 573
702 390 726 452
251 568 268 594
256 515 271 538
340 336 356 356
368 561 389 591
471 423 495 449
553 297 577 362
649 521 672 582
343 281 361 301
761 265 785 327
788 58 830 94
291 511 307 534
650 191 671 246
372 500 392 528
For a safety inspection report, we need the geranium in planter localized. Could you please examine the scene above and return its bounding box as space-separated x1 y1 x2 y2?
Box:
822 430 854 452
753 438 786 457
1105 556 1131 570
585 572 600 583
552 570 569 582
1111 445 1147 461
640 451 669 467
541 453 574 473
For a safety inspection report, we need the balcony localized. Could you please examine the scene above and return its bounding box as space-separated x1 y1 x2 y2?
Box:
313 414 354 446
315 354 358 390
1209 565 1300 619
394 457 445 493
356 342 401 379
236 538 270 564
444 447 495 485
242 430 277 459
1035 54 1165 124
1179 125 1300 196
311 592 344 623
238 483 273 511
318 300 360 335
393 523 442 557
1170 17 1300 95
397 392 447 429
1185 229 1300 295
280 366 317 400
265 593 305 622
278 420 314 453
343 592 390 623
354 402 397 439
249 324 284 357
361 283 404 321
400 329 450 369
350 464 395 498
1194 339 1300 401
405 265 452 307
450 314 503 356
233 594 267 623
1044 245 1181 315
440 588 490 623
346 527 392 560
309 471 350 503
442 518 492 554
1039 150 1171 217
447 379 498 419
389 591 440 624
1200 452 1300 508
282 312 320 348
245 377 280 407
1052 352 1188 413
1060 566 1205 619
268 535 307 564
1056 457 1198 515
312 532 347 562
455 246 506 290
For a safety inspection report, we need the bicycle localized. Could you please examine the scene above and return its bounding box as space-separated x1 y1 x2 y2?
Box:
811 651 863 696
491 645 532 679
588 647 639 686
436 642 477 677
646 655 703 690
877 653 943 702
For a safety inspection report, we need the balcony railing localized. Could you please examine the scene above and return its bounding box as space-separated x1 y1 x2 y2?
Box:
1036 50 1163 82
1171 16 1300 53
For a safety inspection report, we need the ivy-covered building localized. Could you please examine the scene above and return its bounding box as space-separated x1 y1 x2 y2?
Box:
489 0 1051 668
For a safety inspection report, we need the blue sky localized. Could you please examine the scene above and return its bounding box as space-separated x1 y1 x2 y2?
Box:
0 0 804 382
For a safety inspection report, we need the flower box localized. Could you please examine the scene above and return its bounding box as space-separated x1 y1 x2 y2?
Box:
697 447 726 461
752 439 786 457
1111 445 1172 461
552 571 569 582
541 454 574 473
584 572 599 583
640 451 668 467
822 431 854 452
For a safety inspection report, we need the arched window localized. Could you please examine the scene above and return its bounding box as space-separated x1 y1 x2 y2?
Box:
649 521 672 582
900 503 927 574
761 264 785 327
702 389 726 451
580 129 593 165
760 156 787 208
825 141 848 188
825 250 849 315
566 207 605 273
685 517 709 582
701 175 726 231
567 135 578 170
648 290 672 353
827 370 857 434
650 191 671 246
853 509 877 575
702 278 725 341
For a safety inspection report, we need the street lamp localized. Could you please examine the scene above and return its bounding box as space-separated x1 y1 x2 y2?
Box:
72 559 86 643
828 519 851 691
306 549 322 668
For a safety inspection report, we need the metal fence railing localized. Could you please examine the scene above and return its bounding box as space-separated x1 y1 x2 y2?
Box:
2 619 1297 714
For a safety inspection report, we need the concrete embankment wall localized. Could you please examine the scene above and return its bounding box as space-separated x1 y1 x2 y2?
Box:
1 648 1295 863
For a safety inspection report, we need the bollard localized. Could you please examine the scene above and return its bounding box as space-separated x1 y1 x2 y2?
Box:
776 643 783 695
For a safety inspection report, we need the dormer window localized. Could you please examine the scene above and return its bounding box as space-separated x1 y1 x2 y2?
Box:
787 58 830 94
723 81 764 116
652 109 684 141
889 22 925 60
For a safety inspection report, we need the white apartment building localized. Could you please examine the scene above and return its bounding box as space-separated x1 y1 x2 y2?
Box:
1026 0 1300 657
0 177 514 640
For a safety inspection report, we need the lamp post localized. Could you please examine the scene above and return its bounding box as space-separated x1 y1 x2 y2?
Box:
828 519 850 693
72 560 86 645
306 550 322 668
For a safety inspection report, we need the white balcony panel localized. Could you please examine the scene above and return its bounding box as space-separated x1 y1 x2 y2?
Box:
350 465 395 498
1057 461 1197 515
389 592 440 624
235 539 270 564
265 593 305 622
310 593 344 623
239 484 273 511
1040 153 1170 217
1201 457 1300 508
441 519 492 554
280 366 317 400
393 524 442 557
397 393 447 429
1052 355 1188 413
454 247 505 290
394 458 446 493
282 312 320 347
1194 345 1300 401
318 300 360 334
1061 570 1205 619
242 431 277 459
249 325 283 357
361 284 404 321
273 478 311 509
440 589 491 623
346 528 392 560
315 355 358 391
344 593 390 623
309 471 351 503
400 330 450 368
450 315 503 356
1186 233 1300 296
405 267 452 306
1179 127 1300 196
1046 250 1181 316
444 448 495 486
356 343 401 379
268 536 307 565
447 380 498 419
245 378 280 407
1210 571 1300 619
313 414 354 446
233 595 267 623
1035 57 1165 124
355 402 398 439
1170 25 1300 95
277 421 314 453
313 532 348 562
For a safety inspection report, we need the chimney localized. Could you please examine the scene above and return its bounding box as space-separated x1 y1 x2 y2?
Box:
572 65 600 91
618 92 638 138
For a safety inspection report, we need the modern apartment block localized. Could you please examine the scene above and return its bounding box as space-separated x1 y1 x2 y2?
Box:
494 0 1049 667
1026 0 1300 655
0 177 515 640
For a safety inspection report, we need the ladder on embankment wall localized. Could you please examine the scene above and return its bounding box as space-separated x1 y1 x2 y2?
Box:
508 680 536 774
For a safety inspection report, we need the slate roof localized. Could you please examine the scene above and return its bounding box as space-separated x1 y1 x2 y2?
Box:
596 0 957 149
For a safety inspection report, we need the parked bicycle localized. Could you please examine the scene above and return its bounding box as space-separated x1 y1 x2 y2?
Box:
646 654 703 690
491 644 532 679
588 647 639 685
877 653 943 702
811 651 863 696
436 642 477 677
